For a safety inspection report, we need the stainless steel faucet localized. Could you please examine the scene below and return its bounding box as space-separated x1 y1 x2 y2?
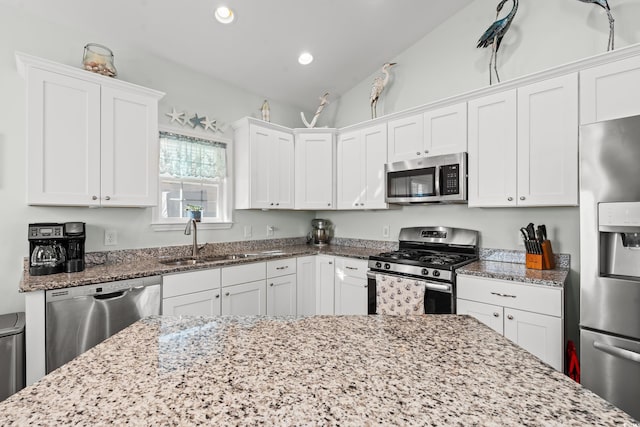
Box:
184 218 199 257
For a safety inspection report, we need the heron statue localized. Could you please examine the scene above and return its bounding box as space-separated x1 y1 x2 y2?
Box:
477 0 519 85
577 0 615 51
370 62 396 119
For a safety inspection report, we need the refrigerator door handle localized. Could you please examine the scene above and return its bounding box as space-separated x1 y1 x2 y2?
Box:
593 341 640 364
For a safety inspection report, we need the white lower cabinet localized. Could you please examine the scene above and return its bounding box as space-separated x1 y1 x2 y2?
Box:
266 258 297 316
162 269 221 316
457 275 564 371
221 262 267 315
334 258 368 315
296 256 317 316
222 280 267 315
315 255 336 314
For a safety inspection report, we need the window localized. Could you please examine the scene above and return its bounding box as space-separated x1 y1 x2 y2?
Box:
153 128 232 228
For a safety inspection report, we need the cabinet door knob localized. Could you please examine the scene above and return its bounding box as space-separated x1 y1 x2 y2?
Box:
92 195 98 200
225 292 230 297
215 294 220 299
105 196 111 201
416 151 421 155
328 262 333 265
269 283 274 287
364 284 368 288
424 150 429 154
276 203 280 206
360 203 365 206
327 203 331 206
507 197 513 201
507 314 514 320
270 203 274 206
354 202 358 206
519 196 525 201
493 312 500 317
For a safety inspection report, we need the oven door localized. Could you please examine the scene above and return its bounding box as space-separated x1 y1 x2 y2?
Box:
366 271 455 314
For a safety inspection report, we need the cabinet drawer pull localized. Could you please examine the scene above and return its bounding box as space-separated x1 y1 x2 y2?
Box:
507 314 514 320
491 292 516 298
493 312 499 317
276 266 289 270
345 266 358 270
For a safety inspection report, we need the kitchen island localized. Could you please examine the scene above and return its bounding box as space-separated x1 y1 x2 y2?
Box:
1 315 636 425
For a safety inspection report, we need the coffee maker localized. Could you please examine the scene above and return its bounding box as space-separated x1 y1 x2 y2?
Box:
308 219 333 246
64 222 86 273
28 223 66 276
28 222 86 276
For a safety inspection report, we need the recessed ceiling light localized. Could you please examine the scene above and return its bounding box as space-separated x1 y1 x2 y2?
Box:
298 52 313 65
214 6 235 24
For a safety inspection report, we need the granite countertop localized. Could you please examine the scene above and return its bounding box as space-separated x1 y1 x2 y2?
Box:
457 260 570 288
0 315 636 425
20 243 380 292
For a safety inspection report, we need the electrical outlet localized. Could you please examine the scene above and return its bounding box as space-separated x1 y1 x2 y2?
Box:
266 225 275 237
244 225 252 238
382 225 390 238
104 229 118 246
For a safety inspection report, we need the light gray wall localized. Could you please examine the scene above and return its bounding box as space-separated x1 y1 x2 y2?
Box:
0 7 314 316
328 0 640 350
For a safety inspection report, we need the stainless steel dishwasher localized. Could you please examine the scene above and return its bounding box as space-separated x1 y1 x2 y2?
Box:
45 276 162 373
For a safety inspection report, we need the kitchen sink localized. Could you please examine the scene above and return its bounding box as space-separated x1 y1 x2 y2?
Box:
158 258 205 266
159 251 288 266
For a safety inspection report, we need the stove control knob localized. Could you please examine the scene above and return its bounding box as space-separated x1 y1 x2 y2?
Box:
432 270 441 277
375 262 382 268
421 268 429 276
384 263 391 270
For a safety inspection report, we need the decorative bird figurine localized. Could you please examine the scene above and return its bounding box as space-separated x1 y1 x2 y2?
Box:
301 92 330 128
576 0 615 51
370 62 396 119
477 0 519 85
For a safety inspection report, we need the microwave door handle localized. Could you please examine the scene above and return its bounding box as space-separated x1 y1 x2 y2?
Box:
436 165 443 197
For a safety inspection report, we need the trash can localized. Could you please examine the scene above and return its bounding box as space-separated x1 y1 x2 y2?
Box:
0 312 25 402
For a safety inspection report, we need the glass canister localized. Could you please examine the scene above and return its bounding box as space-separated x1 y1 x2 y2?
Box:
82 43 117 77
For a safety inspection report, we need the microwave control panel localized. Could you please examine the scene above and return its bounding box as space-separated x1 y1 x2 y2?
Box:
441 164 460 195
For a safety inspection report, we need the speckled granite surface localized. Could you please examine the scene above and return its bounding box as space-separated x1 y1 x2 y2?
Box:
20 242 381 292
479 247 571 268
0 315 636 426
458 260 569 287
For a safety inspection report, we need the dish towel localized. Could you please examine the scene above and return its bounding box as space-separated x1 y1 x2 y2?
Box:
375 273 426 315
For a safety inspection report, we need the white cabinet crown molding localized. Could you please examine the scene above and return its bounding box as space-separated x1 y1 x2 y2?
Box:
338 43 640 134
15 51 165 99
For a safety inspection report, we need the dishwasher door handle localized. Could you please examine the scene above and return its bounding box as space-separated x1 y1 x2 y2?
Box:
93 290 127 300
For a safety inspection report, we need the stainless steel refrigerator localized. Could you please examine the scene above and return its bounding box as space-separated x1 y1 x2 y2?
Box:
580 115 640 421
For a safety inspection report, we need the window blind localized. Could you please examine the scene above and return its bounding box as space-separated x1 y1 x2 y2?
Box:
159 131 227 180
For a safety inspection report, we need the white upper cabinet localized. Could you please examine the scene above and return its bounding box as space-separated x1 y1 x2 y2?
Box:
337 123 388 210
423 102 467 157
294 130 335 210
580 54 640 125
516 74 578 206
387 114 423 163
468 90 518 207
233 118 295 209
468 73 578 207
17 53 164 207
387 103 467 163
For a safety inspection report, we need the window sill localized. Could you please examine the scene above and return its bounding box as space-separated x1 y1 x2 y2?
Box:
151 222 234 232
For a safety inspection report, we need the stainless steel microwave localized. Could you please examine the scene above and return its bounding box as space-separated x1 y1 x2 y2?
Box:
385 153 467 204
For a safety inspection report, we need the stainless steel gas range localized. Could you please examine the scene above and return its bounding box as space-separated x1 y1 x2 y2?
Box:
367 226 479 314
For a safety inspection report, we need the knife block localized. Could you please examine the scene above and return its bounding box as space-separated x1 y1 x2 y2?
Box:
525 240 555 270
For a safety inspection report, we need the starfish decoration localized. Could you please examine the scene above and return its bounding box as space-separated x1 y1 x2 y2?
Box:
201 116 219 132
165 107 185 125
188 113 204 128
